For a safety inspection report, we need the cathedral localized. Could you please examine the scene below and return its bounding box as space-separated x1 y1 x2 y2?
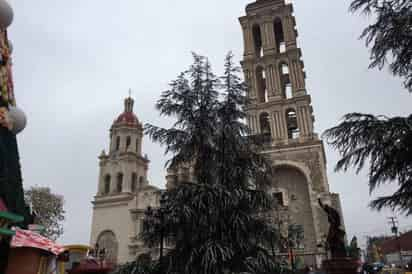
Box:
90 0 344 267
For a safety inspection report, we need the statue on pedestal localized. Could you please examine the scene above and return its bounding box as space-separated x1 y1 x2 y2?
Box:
318 199 346 258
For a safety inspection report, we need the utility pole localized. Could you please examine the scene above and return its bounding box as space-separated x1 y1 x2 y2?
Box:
388 216 403 266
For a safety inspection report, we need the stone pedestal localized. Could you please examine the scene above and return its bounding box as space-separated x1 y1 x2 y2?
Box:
323 258 360 274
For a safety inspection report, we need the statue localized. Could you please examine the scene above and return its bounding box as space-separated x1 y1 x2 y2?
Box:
348 236 361 259
318 199 346 258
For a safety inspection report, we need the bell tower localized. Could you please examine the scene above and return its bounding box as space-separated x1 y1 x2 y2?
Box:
240 0 313 141
240 0 344 264
90 96 157 264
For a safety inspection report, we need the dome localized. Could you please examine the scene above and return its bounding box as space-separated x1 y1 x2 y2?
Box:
112 97 141 128
115 111 139 125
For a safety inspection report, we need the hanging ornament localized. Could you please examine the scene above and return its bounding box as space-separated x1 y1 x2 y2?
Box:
0 0 13 29
8 106 26 134
0 106 26 134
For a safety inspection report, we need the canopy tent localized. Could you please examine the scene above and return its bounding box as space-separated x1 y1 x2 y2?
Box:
6 229 65 274
10 228 64 255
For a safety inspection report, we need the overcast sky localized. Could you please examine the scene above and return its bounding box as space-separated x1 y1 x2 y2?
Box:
7 0 412 247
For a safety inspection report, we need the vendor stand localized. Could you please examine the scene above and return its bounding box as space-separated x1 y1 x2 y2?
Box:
6 228 65 274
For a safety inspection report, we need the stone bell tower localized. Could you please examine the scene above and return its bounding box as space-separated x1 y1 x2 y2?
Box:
90 96 161 264
240 0 344 264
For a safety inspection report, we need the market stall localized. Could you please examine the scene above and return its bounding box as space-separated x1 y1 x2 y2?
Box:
6 228 65 274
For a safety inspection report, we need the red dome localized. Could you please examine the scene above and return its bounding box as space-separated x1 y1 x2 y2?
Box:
114 111 139 126
112 97 141 128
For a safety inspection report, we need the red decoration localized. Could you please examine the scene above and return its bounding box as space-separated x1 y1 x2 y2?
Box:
10 228 65 255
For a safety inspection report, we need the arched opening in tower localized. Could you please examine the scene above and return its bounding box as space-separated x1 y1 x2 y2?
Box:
279 62 292 99
104 174 111 195
116 173 123 193
136 138 140 154
259 112 271 143
96 230 119 264
272 166 316 255
115 136 120 151
286 108 300 139
256 66 268 103
252 24 263 57
126 136 131 151
274 18 285 53
131 172 137 192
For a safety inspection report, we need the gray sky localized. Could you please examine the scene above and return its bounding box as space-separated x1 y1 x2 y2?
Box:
8 0 412 247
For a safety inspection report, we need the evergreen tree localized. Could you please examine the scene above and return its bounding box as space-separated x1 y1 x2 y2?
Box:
350 0 412 92
324 113 412 214
323 1 412 214
140 53 279 274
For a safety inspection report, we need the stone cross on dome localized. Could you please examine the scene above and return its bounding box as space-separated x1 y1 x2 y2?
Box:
124 89 134 113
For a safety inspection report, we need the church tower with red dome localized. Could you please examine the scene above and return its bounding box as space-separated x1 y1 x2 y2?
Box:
90 96 161 264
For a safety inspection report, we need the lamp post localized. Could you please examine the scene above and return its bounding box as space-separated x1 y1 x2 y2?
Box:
144 192 170 268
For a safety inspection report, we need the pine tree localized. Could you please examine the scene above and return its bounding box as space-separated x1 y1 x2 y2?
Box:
323 1 412 214
324 113 412 214
139 53 279 274
350 0 412 92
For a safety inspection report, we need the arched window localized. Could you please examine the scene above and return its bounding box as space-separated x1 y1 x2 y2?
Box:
279 62 292 99
136 138 140 154
259 112 271 143
104 175 111 195
272 192 285 207
131 173 137 192
274 18 285 53
116 173 123 193
252 24 263 57
286 109 299 139
126 136 131 151
256 66 268 103
96 231 118 264
115 136 120 151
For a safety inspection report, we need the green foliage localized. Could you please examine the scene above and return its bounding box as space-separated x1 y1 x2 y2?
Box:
24 186 65 240
113 258 160 274
350 0 412 92
142 53 280 274
323 113 412 214
324 0 412 214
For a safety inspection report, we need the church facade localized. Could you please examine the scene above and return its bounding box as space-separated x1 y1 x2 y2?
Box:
90 0 344 266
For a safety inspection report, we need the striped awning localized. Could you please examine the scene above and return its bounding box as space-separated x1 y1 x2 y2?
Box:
10 228 65 255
